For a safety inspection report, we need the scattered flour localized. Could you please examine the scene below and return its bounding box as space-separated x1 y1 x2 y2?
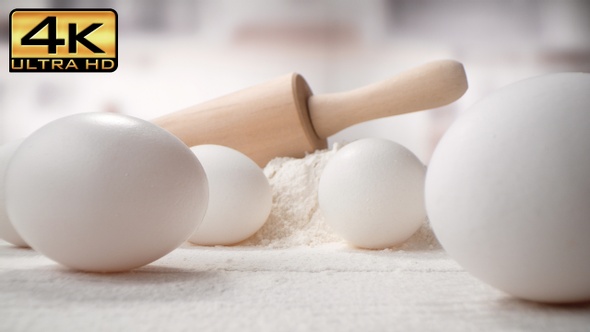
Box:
241 143 441 251
241 144 343 248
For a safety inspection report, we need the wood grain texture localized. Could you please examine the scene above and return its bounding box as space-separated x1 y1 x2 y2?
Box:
153 60 467 166
153 73 326 167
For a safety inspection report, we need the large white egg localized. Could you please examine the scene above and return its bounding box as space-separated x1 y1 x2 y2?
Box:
6 113 208 272
319 138 426 249
426 73 590 303
0 139 28 247
188 145 271 246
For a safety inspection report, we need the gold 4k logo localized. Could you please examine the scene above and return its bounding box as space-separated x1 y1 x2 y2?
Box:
9 9 117 72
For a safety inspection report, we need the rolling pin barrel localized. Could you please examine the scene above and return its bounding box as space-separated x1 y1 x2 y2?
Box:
153 74 326 167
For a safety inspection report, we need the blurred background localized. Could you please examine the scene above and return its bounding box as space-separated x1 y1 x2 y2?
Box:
1 0 589 163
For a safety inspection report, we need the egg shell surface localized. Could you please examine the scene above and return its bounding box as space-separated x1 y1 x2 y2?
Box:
189 145 271 246
6 113 209 272
0 139 28 247
425 73 590 303
319 138 426 249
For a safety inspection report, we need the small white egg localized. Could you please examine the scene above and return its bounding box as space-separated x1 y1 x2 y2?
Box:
426 73 590 303
188 145 271 246
0 139 29 247
319 138 426 249
6 113 208 272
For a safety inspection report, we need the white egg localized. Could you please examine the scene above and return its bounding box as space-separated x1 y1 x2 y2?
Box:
0 139 29 247
6 113 208 272
319 138 426 249
426 73 590 303
188 145 271 246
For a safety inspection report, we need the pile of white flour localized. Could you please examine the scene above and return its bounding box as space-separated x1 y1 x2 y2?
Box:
241 144 441 250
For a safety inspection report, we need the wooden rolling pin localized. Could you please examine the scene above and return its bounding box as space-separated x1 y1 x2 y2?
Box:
153 59 468 166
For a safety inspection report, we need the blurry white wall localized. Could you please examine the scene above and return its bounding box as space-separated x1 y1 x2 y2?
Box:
1 0 589 162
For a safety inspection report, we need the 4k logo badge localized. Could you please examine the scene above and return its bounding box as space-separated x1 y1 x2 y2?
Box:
9 9 118 72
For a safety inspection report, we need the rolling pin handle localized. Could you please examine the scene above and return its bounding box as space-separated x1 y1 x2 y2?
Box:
307 59 468 139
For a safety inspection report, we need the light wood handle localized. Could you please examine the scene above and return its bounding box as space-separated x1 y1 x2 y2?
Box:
308 59 468 138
